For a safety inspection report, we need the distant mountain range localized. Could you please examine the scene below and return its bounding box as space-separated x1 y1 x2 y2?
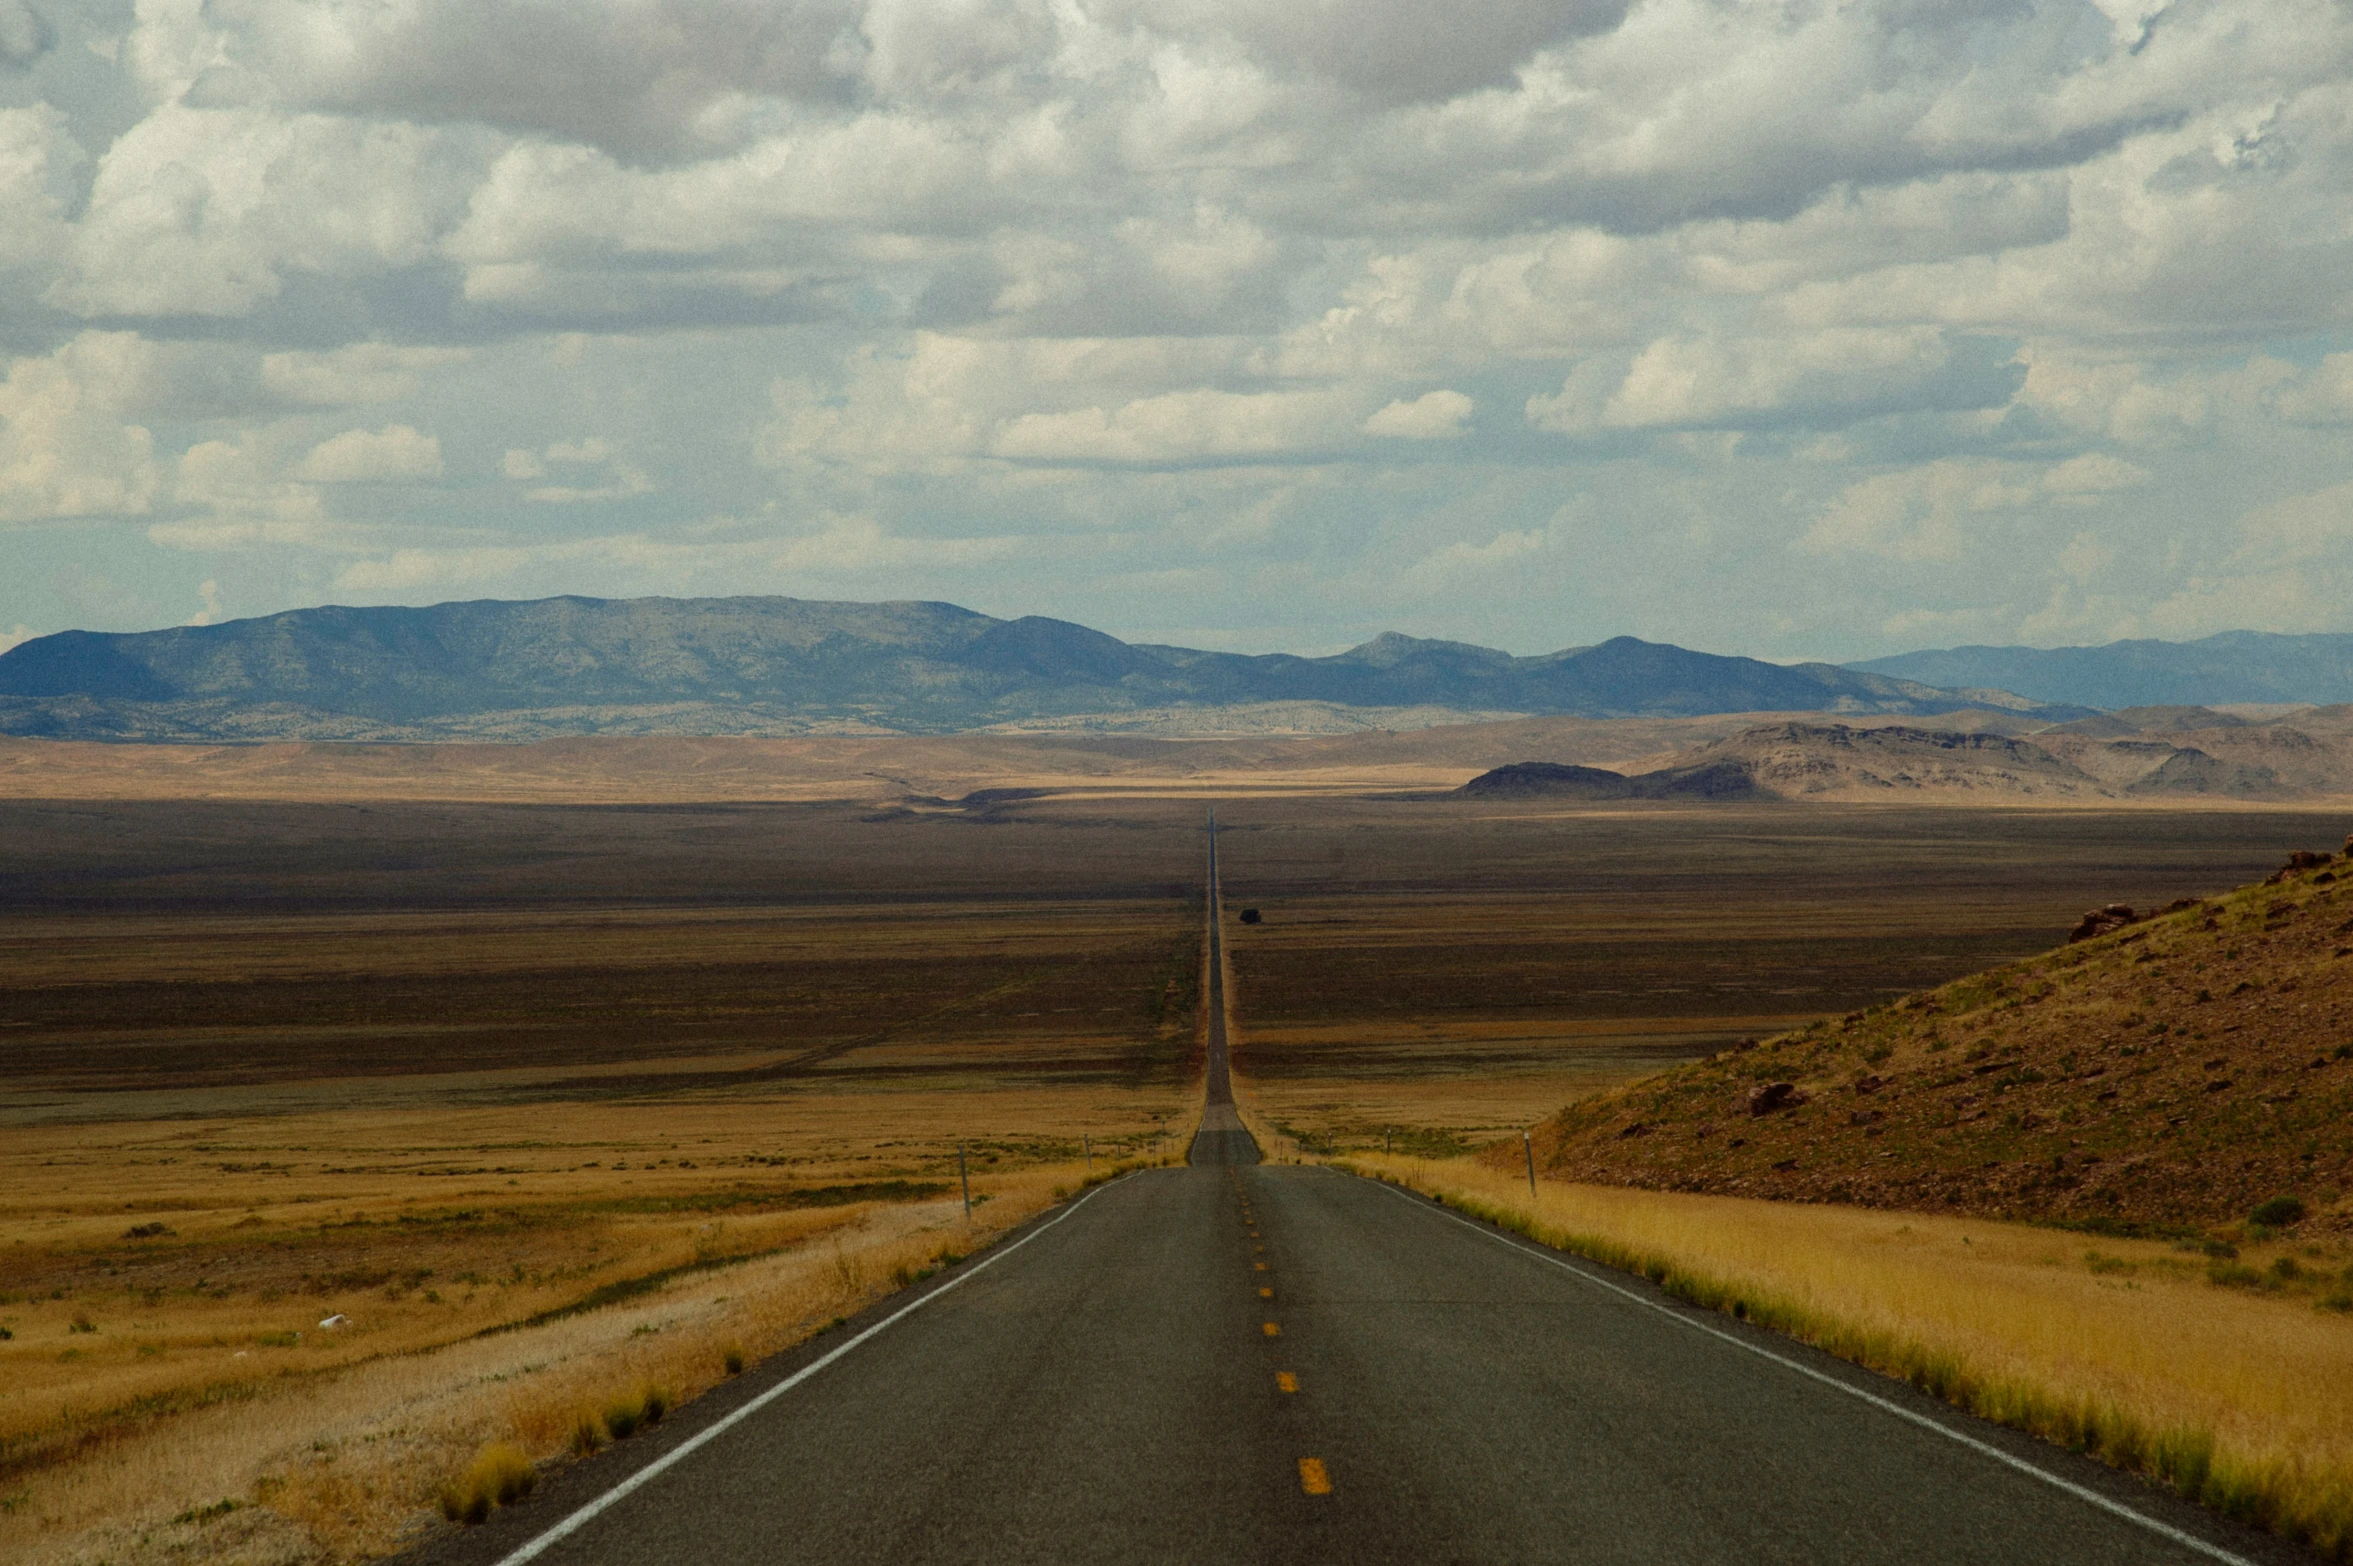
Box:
1851 631 2353 709
0 595 2073 743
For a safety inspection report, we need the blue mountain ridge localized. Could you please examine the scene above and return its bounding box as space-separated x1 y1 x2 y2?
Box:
1851 631 2353 710
0 594 2077 742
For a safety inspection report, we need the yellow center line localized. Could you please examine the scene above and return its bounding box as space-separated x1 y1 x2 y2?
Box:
1276 1371 1298 1393
1262 1321 1281 1337
1298 1457 1332 1496
1253 1262 1267 1271
1259 1287 1272 1298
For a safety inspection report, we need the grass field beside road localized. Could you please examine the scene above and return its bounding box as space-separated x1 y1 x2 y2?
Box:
1346 1157 2353 1558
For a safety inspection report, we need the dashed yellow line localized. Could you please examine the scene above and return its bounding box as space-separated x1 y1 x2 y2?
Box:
1298 1457 1332 1495
1253 1261 1267 1272
1262 1321 1281 1337
1276 1371 1298 1393
1259 1286 1273 1298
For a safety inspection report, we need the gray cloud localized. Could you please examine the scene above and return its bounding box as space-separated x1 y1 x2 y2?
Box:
0 2 52 72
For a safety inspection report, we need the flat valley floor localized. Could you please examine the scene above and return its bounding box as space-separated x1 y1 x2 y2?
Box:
2 789 2345 1557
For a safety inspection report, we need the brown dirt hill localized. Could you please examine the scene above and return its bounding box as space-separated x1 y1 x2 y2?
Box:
1672 722 2111 800
1510 836 2353 1233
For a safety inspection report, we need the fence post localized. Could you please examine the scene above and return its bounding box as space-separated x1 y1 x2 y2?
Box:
1083 1133 1091 1173
1523 1130 1537 1197
959 1142 972 1220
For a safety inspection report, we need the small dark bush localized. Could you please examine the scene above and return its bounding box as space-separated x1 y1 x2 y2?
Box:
440 1444 533 1525
569 1409 606 1456
601 1392 644 1440
2250 1195 2308 1228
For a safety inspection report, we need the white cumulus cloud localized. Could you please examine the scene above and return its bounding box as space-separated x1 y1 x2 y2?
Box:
295 425 445 483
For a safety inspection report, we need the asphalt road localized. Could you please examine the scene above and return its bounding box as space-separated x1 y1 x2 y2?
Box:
407 816 2298 1566
1190 812 1259 1169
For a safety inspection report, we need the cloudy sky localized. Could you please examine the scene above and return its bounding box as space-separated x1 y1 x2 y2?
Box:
2 0 2351 660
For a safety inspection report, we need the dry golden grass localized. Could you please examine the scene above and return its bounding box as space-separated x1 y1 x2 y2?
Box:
0 1087 1187 1565
1349 1155 2353 1557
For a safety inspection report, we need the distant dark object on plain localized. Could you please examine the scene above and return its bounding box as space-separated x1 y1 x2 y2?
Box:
1454 758 1768 802
1455 762 1637 799
1238 908 1262 925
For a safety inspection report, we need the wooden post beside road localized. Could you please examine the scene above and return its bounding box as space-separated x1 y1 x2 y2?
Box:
959 1142 972 1220
1523 1130 1537 1197
1083 1133 1091 1172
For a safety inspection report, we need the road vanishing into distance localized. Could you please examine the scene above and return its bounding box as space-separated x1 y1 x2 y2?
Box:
410 820 2297 1566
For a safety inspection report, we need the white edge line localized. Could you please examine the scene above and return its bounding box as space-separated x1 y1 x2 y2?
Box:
491 1180 1119 1566
1369 1179 2259 1566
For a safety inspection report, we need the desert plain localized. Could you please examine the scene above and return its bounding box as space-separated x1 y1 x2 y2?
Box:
1 725 2348 1560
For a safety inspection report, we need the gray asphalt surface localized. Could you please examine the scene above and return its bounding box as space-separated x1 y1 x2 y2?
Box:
1190 813 1259 1169
405 816 2300 1566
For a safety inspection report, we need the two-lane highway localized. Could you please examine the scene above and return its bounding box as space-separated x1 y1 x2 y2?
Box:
1191 809 1259 1170
407 818 2297 1566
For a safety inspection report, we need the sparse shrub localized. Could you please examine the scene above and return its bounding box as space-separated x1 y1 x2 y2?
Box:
640 1383 670 1425
568 1408 607 1456
2270 1257 2303 1284
722 1343 746 1376
2208 1261 2264 1290
438 1443 534 1524
601 1390 645 1440
2251 1195 2308 1228
69 1312 95 1334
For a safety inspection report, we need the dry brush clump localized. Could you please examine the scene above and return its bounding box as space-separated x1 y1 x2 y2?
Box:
1351 1156 2353 1559
438 1443 534 1526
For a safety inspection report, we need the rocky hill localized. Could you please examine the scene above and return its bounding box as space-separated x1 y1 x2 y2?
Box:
1459 714 2353 804
0 595 2067 742
1511 838 2353 1233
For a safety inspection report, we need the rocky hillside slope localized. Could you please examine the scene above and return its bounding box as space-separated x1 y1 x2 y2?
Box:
1514 836 2353 1232
1460 714 2353 803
